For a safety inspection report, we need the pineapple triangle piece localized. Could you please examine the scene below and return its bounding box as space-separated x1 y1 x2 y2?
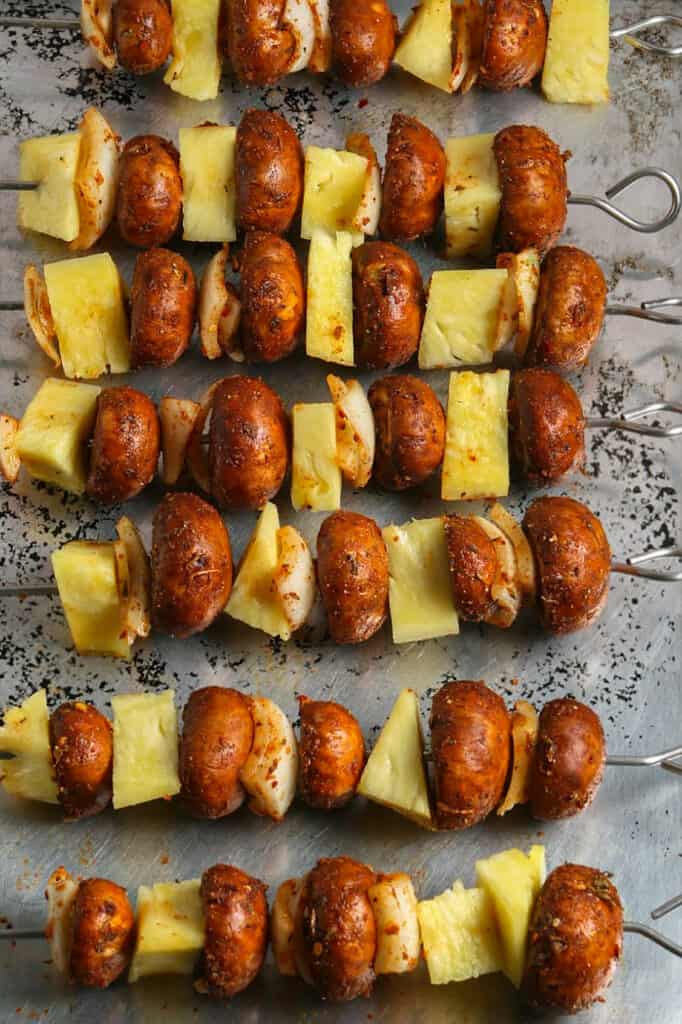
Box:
475 845 546 989
0 690 58 804
357 689 433 829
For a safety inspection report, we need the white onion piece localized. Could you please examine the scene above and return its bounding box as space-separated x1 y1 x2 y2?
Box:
347 133 382 237
284 0 316 73
80 0 116 70
488 501 537 602
198 247 243 361
272 877 303 976
239 696 298 821
116 516 152 640
70 107 121 252
473 516 521 628
273 526 316 633
368 873 421 975
307 0 331 72
24 264 59 368
0 415 21 485
326 375 375 488
186 382 220 494
158 397 201 486
45 867 80 978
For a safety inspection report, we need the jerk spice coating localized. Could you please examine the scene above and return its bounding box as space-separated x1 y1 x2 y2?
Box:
295 856 377 1001
297 696 365 810
113 0 173 75
208 376 290 510
330 0 396 87
196 864 268 998
86 386 160 504
239 231 305 362
523 863 623 1013
443 514 499 622
130 248 197 369
494 125 569 255
529 698 606 820
368 374 445 491
223 0 298 86
430 680 511 829
117 135 182 248
69 878 136 988
352 242 425 370
151 492 233 638
316 511 389 644
524 246 608 371
523 496 611 634
49 702 113 820
236 109 304 234
379 114 446 242
180 687 254 819
508 368 586 483
478 0 548 91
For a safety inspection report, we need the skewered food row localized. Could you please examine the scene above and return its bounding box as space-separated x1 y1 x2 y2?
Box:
2 365 676 514
5 848 674 1014
14 107 679 262
0 490 672 661
16 233 680 382
4 1 634 106
3 680 678 829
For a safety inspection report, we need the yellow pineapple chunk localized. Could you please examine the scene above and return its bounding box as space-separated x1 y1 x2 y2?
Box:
44 253 130 380
442 370 510 501
417 880 504 984
306 230 354 366
475 845 546 988
419 269 511 368
112 691 180 809
301 147 367 241
129 880 205 982
291 403 341 512
52 541 130 659
18 133 81 243
542 0 609 105
164 0 222 101
497 700 539 815
357 688 433 829
226 503 290 640
445 134 501 259
382 518 459 644
0 690 58 804
180 125 237 242
394 0 453 92
15 378 101 495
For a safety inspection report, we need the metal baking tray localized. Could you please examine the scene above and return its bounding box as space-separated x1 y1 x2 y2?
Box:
0 1 680 1020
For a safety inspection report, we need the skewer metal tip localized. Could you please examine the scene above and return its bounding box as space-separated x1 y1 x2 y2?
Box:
610 15 682 58
651 893 682 921
586 401 682 438
612 545 682 582
623 920 682 958
0 927 44 941
0 17 80 31
569 167 681 233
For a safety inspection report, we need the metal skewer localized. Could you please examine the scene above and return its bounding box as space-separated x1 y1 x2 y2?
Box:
611 15 682 58
606 298 682 326
652 893 682 920
568 168 681 233
586 402 682 438
0 18 80 30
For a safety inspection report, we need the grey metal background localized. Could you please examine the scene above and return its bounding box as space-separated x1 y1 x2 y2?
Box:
0 1 680 1020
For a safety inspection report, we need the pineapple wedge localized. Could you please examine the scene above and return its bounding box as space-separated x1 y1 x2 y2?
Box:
357 688 433 829
419 269 511 368
0 690 58 804
306 230 354 366
497 700 539 816
369 874 421 975
52 541 130 659
180 125 237 242
18 133 81 243
301 147 367 242
418 880 504 984
394 0 453 93
382 518 459 644
44 253 130 380
112 691 180 809
542 0 610 105
291 403 341 512
15 378 101 495
444 134 501 259
164 0 222 101
226 503 314 640
442 370 510 501
475 845 546 988
129 880 204 982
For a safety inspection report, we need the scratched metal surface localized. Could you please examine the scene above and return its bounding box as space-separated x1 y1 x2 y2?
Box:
0 1 680 1020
